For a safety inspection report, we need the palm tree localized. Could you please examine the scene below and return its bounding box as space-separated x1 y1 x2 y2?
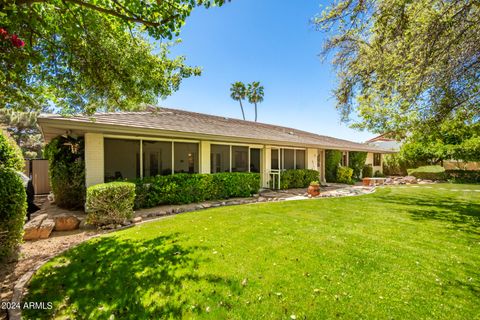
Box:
230 82 247 120
247 81 264 122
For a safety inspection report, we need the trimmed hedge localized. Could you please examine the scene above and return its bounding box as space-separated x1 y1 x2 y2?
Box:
0 131 24 171
280 169 320 189
86 182 136 226
0 168 27 258
136 172 260 208
407 165 446 180
325 150 342 182
445 170 480 184
44 136 85 209
336 166 354 184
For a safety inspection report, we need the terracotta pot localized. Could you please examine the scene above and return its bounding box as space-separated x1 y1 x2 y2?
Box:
307 185 320 197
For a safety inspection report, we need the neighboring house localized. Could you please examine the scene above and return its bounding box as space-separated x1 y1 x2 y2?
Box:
366 133 402 152
365 133 402 174
37 107 394 188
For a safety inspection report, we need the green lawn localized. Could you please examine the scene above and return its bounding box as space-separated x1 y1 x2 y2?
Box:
24 184 480 319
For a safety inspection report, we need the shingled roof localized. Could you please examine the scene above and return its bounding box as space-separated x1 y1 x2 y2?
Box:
38 107 394 153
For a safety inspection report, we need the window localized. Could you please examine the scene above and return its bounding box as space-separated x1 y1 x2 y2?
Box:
284 149 295 169
271 148 306 170
142 141 172 177
174 142 198 174
250 148 261 173
342 151 348 167
232 146 249 172
211 144 230 173
374 153 382 166
104 138 140 181
296 150 305 169
271 149 280 170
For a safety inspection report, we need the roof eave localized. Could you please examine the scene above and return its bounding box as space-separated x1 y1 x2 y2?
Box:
37 117 396 154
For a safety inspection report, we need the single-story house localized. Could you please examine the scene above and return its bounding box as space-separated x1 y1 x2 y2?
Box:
37 107 394 188
366 133 402 152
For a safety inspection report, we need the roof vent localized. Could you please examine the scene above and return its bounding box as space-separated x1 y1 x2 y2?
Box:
288 131 294 135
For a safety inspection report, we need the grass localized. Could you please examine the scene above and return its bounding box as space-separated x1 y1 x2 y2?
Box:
407 165 446 175
24 184 480 319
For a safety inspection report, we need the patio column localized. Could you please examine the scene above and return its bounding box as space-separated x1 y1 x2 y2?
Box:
84 133 104 187
262 146 271 188
199 141 211 174
307 148 317 170
321 149 326 183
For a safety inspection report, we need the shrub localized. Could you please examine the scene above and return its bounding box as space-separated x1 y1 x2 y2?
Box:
280 169 319 189
362 164 373 178
0 168 27 258
407 165 446 180
336 166 354 184
383 154 408 176
136 172 261 208
348 151 367 180
0 131 24 171
325 150 342 182
374 170 386 178
86 182 135 226
44 136 85 209
445 170 480 184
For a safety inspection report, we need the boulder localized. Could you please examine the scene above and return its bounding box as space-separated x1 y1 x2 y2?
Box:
79 219 95 230
54 214 80 231
24 213 48 240
403 176 418 184
38 219 55 238
132 216 143 223
23 214 55 240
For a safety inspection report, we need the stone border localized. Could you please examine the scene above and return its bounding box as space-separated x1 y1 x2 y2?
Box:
8 186 376 319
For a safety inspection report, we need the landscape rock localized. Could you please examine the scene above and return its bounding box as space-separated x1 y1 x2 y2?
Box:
37 218 55 239
79 219 95 230
23 214 48 240
403 176 418 184
53 214 80 231
132 216 143 223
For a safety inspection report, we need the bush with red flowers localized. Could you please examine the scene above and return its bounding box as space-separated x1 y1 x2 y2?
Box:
0 28 25 48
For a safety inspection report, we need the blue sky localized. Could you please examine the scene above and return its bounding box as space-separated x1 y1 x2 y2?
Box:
162 0 374 143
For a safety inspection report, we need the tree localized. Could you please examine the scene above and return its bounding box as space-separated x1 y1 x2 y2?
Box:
399 115 480 166
230 82 247 120
0 109 45 158
348 151 367 180
1 0 227 115
314 0 479 136
247 81 264 122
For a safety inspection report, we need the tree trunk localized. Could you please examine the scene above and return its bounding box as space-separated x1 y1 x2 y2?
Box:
239 100 245 120
254 103 257 122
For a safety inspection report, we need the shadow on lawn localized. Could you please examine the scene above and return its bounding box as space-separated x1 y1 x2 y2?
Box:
24 234 239 320
376 189 480 235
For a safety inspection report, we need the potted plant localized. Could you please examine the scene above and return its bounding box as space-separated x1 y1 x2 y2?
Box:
307 181 320 197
